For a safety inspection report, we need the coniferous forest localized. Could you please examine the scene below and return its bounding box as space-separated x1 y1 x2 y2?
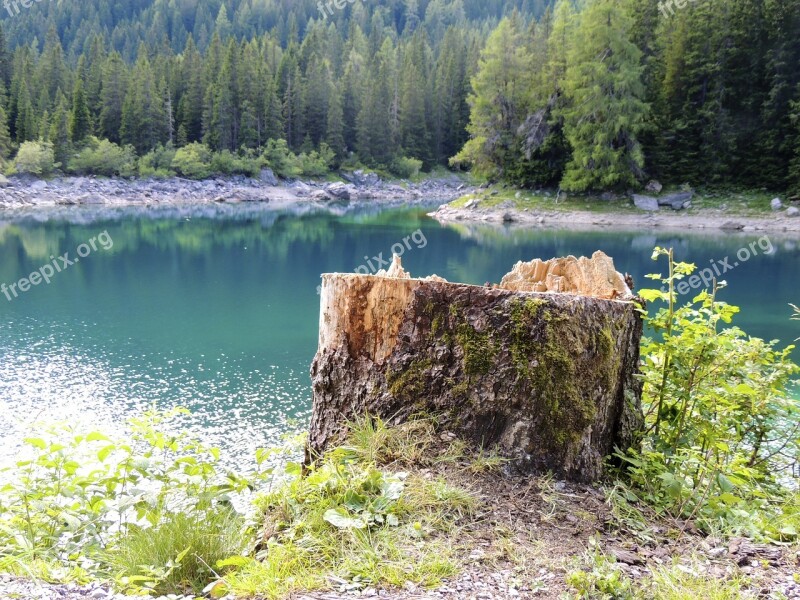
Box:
0 0 797 192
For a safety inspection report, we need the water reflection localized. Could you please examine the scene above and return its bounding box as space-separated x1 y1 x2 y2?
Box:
1 202 797 468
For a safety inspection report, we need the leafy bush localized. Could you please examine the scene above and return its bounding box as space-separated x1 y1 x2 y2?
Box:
210 149 260 177
298 143 335 178
0 412 472 597
0 408 253 592
390 156 423 179
261 139 301 179
138 144 177 178
13 141 57 176
171 142 213 179
617 247 800 538
67 137 137 177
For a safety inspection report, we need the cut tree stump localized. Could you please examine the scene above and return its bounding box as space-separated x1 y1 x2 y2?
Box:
308 252 643 482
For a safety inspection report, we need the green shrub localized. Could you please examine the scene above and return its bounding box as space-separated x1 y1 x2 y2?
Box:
210 149 260 177
171 142 213 179
138 144 177 178
67 137 137 177
261 139 301 179
390 156 423 179
0 408 252 582
617 247 800 538
298 143 335 178
13 141 57 176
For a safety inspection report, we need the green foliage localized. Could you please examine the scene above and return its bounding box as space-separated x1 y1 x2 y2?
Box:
262 139 301 179
67 137 137 177
12 141 57 176
390 156 423 179
297 143 335 178
138 144 177 178
0 413 474 597
0 408 252 594
210 149 261 178
566 540 755 599
558 0 648 191
171 142 213 179
108 510 245 595
617 248 800 537
225 417 471 597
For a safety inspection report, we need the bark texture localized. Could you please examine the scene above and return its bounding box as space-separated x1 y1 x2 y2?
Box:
309 254 643 482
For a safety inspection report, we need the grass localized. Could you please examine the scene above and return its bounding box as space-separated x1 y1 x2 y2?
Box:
223 416 477 599
106 509 246 595
447 185 786 217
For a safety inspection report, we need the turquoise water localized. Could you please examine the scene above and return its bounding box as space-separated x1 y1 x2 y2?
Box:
1 203 798 464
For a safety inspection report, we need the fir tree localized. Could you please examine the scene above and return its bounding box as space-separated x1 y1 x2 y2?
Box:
558 0 648 191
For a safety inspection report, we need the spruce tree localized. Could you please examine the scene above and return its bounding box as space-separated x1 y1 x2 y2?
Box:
558 0 648 192
69 76 92 144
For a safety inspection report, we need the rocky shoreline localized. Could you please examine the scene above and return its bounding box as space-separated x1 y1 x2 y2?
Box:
430 201 800 234
0 170 470 210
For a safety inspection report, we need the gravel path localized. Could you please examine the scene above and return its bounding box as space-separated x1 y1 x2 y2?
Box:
0 575 194 600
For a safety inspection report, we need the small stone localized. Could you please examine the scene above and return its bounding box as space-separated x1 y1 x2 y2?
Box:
771 197 783 210
787 206 799 217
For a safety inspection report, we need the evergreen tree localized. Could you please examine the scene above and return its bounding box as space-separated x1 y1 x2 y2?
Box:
325 83 345 159
99 52 127 143
49 92 71 167
69 75 92 144
558 0 648 191
0 104 12 160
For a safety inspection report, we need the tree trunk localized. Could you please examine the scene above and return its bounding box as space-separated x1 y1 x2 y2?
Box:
308 253 643 482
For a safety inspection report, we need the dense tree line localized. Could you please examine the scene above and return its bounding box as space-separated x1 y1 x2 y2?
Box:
0 0 552 173
0 0 797 192
456 0 800 193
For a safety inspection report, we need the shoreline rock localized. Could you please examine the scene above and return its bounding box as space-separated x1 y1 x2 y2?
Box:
0 173 470 210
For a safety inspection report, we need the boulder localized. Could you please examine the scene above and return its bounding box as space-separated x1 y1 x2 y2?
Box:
325 182 355 200
771 198 783 211
633 194 659 211
260 168 279 186
787 206 799 217
0 174 11 188
645 180 663 193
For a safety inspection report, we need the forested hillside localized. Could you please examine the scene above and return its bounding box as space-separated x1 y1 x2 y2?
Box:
0 0 797 192
455 0 800 193
0 0 546 176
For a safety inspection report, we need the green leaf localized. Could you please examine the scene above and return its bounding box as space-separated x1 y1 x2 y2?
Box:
203 580 229 599
86 432 111 442
23 438 47 450
323 508 366 529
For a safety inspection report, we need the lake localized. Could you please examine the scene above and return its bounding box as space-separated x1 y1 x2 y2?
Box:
1 202 798 466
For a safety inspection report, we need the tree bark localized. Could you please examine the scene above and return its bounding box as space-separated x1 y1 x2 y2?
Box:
309 254 643 482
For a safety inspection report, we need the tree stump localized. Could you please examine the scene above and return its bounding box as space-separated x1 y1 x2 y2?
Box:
309 252 643 482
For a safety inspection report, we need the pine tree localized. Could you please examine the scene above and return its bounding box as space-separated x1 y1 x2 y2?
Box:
558 0 648 191
0 104 12 160
399 32 430 164
69 75 92 144
325 83 345 160
99 52 127 143
49 93 71 168
14 78 35 143
451 17 532 178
